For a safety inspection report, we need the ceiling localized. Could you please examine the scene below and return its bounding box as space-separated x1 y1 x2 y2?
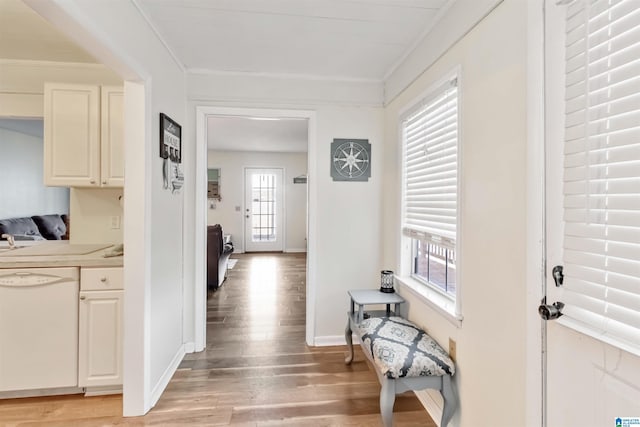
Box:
137 0 451 81
1 0 453 153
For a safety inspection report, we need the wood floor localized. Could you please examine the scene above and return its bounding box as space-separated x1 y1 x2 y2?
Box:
0 253 435 426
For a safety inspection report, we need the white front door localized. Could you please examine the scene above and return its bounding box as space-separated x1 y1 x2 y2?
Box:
244 168 284 252
544 1 640 426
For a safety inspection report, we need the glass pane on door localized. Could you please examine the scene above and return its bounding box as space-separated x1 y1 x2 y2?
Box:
250 173 277 242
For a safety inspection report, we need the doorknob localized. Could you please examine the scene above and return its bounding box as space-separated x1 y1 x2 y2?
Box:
538 297 564 320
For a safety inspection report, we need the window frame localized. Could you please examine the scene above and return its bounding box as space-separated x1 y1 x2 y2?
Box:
397 68 463 326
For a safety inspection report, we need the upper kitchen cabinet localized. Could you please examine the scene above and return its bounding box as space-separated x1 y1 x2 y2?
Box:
44 83 124 188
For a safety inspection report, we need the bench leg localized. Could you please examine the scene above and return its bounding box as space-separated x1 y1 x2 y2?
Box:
380 378 395 427
344 316 354 365
440 375 457 427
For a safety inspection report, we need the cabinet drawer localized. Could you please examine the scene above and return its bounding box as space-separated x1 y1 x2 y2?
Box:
81 267 123 291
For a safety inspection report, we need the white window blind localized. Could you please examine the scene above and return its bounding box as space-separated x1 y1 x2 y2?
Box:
561 0 640 353
402 78 459 249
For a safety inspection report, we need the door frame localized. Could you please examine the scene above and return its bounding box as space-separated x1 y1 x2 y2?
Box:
195 106 316 347
243 167 285 253
525 1 545 426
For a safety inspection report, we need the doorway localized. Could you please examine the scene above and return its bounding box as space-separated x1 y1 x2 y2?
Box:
195 106 316 348
244 168 284 252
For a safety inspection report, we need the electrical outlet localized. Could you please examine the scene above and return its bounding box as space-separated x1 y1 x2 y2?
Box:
449 338 457 362
110 216 121 229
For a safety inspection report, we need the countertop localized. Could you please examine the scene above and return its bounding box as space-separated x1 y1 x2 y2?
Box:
0 241 123 269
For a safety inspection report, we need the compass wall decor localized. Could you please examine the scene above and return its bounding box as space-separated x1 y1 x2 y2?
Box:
330 138 371 182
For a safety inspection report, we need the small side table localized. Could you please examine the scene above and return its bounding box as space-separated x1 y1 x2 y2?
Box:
344 289 406 364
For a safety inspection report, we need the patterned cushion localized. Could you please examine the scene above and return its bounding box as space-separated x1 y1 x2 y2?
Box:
356 316 455 379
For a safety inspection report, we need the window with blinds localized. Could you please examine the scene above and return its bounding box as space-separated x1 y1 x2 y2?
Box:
401 76 459 299
560 0 640 354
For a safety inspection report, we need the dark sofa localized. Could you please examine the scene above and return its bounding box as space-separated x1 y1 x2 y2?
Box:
0 214 69 241
207 224 233 291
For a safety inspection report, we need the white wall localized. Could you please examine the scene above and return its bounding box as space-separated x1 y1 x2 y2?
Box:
25 0 188 415
382 1 528 426
207 150 307 253
0 126 69 219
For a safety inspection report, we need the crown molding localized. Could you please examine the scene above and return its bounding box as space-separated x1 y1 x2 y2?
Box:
187 68 383 85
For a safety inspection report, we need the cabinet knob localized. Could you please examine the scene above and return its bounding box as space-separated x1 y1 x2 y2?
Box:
102 180 107 185
90 179 96 184
80 296 86 300
100 277 107 282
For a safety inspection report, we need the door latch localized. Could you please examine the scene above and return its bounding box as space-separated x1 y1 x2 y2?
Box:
552 265 564 287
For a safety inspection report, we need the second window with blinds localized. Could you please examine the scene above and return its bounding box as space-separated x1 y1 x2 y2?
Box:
400 71 462 321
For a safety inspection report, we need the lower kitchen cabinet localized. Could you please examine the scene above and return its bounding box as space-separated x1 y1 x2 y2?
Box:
78 268 123 388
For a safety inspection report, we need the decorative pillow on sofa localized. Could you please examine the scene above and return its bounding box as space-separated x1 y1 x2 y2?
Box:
31 214 67 240
0 217 44 240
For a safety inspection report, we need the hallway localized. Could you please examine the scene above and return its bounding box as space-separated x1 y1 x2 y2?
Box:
0 253 433 426
156 253 432 426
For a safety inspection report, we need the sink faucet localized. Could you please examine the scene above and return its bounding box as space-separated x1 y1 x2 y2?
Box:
1 234 16 249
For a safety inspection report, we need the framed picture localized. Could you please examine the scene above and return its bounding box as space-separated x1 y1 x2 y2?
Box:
330 138 371 182
160 113 182 163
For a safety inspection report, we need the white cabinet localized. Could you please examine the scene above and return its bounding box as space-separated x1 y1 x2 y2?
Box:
78 267 123 388
44 83 123 188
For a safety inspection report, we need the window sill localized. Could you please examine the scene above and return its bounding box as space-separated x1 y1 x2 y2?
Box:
396 276 463 328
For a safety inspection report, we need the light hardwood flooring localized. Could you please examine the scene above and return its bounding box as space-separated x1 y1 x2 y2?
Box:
0 253 435 426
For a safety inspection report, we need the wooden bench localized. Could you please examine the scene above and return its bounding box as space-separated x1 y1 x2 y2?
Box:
345 316 457 427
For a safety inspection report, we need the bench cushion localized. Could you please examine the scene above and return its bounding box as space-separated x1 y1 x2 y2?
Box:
357 316 455 379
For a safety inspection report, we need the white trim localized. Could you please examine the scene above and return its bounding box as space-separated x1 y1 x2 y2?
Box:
0 58 110 69
149 344 186 408
525 1 545 427
313 335 361 347
285 248 307 253
414 389 444 427
183 341 196 354
397 277 462 328
187 68 382 84
194 107 208 352
194 106 317 348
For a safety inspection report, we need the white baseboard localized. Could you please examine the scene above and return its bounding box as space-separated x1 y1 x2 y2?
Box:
414 389 444 427
183 341 196 353
312 335 361 346
149 344 186 408
285 248 307 253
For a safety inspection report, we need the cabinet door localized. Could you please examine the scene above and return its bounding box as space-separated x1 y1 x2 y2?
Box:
78 290 123 387
44 83 100 187
100 87 124 187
